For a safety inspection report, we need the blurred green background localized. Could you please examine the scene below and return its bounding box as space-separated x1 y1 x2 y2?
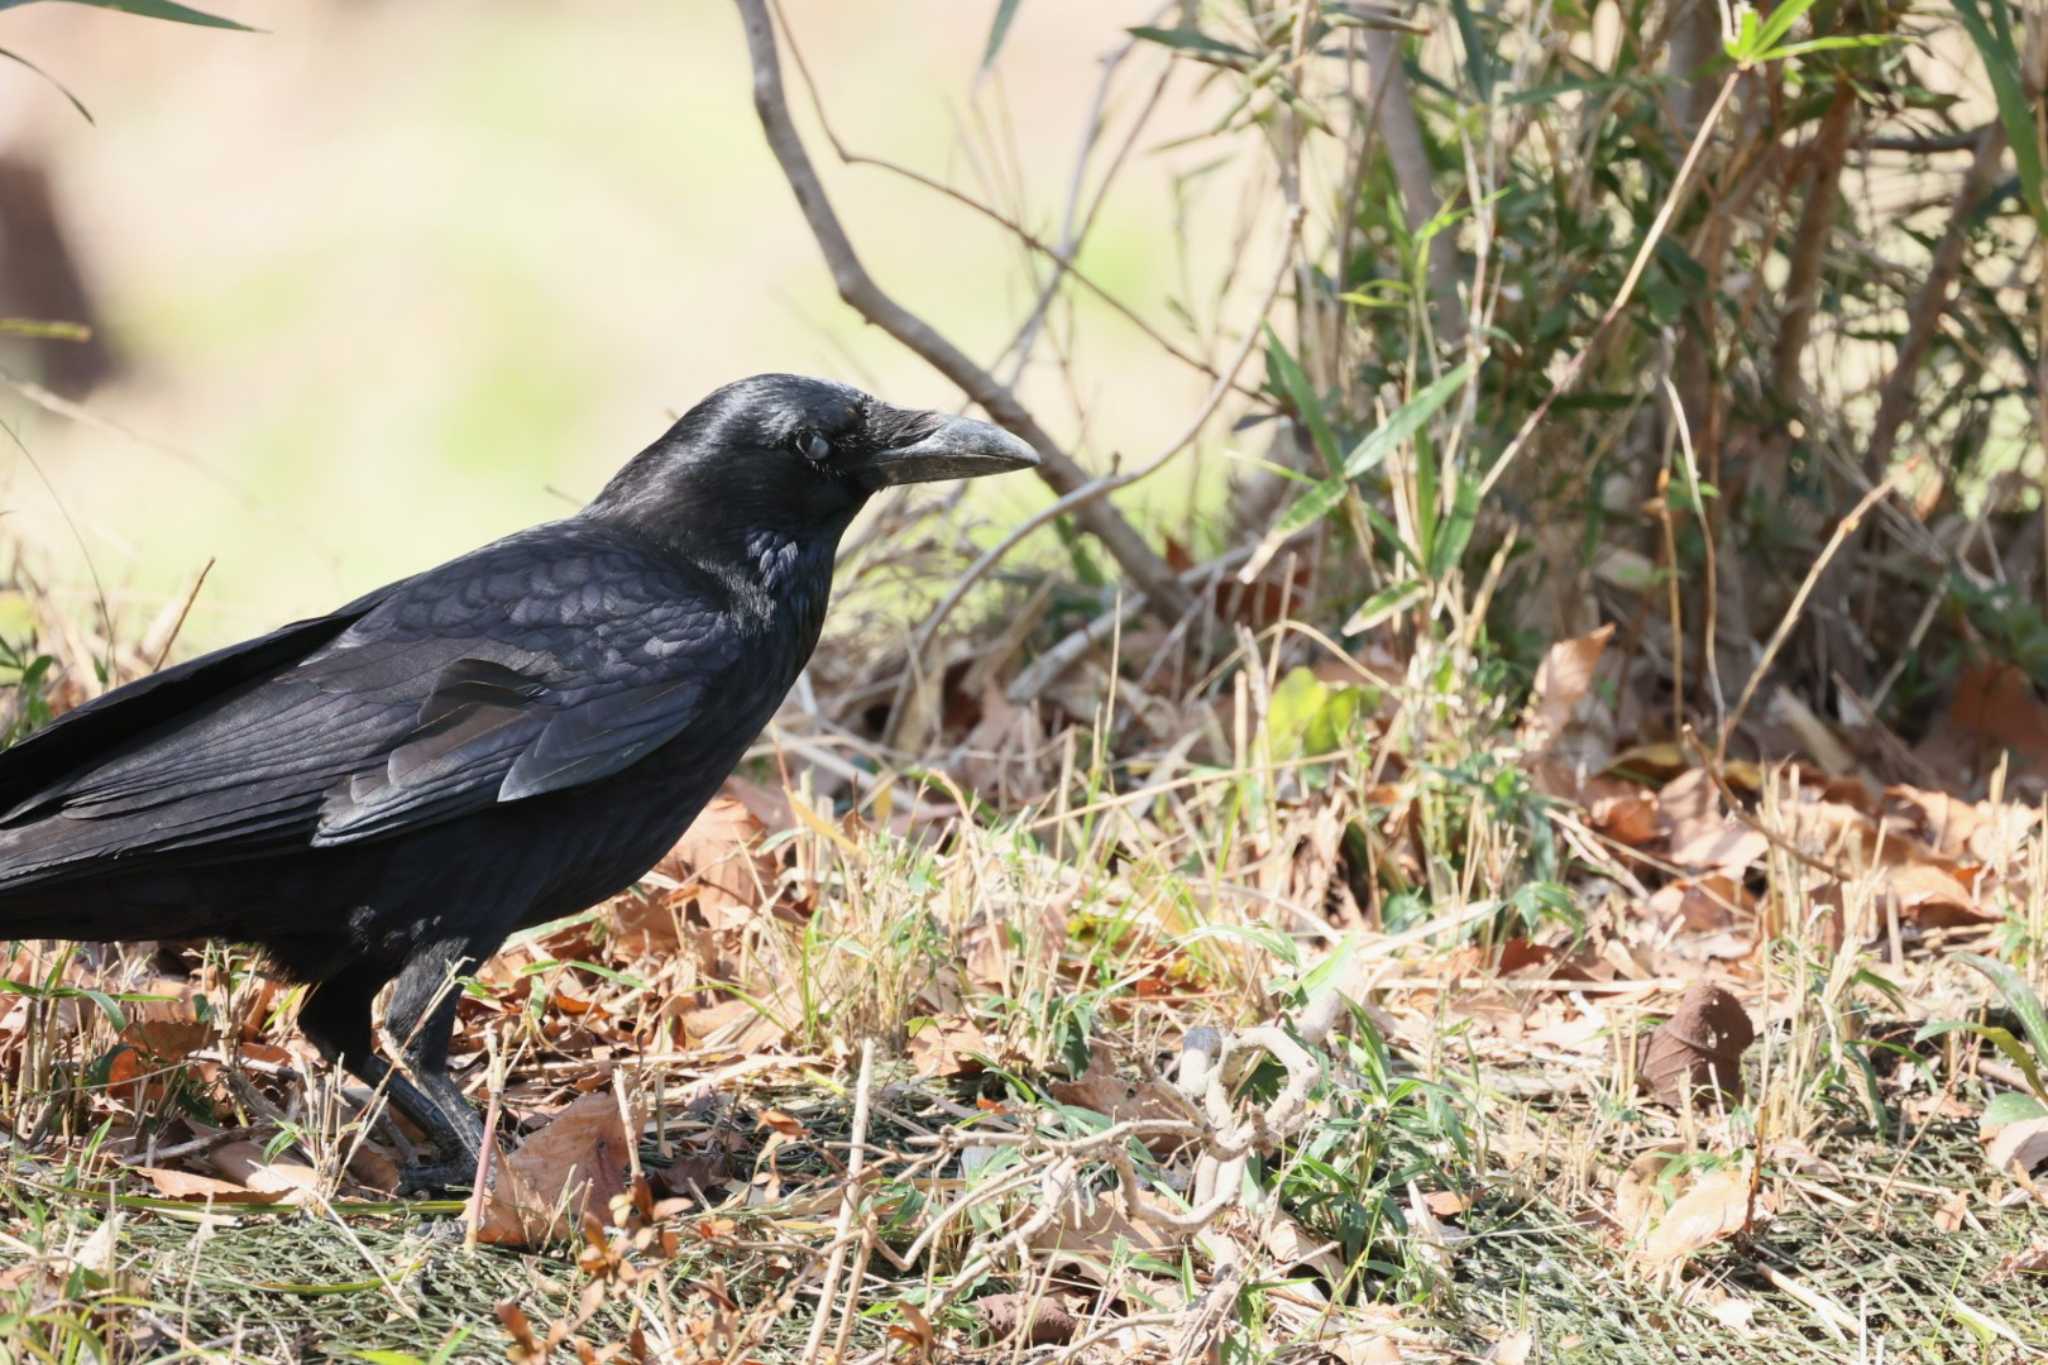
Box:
0 0 1236 646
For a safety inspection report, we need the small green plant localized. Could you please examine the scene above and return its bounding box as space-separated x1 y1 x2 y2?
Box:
1916 953 2048 1127
0 632 55 748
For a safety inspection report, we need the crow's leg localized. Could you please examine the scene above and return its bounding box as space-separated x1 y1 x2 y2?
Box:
376 933 500 1193
297 961 445 1155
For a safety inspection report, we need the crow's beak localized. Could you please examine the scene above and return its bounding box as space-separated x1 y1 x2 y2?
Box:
856 413 1040 488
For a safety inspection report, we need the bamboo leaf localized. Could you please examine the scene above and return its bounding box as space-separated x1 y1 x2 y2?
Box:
0 0 255 30
1983 1090 2048 1127
1961 953 2048 1075
0 46 91 122
980 0 1023 72
1127 25 1254 61
1343 579 1425 635
1265 325 1341 474
1342 361 1477 478
1949 0 2046 229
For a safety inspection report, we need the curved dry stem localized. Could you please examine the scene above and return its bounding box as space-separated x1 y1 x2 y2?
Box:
733 0 1197 625
902 205 1305 682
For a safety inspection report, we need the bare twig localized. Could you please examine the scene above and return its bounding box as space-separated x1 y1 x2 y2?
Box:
1717 475 1896 759
1772 83 1856 399
1863 125 2009 477
1662 375 1723 728
732 0 1197 624
462 1082 503 1252
901 206 1302 673
801 1037 873 1365
1479 73 1739 499
775 10 1253 401
1862 124 1994 154
998 12 1176 382
1362 30 1467 346
1004 538 1293 704
148 557 214 673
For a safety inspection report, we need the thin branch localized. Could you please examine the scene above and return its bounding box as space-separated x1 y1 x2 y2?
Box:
998 12 1176 382
1772 82 1857 400
1717 475 1897 760
147 556 214 673
733 0 1197 624
1478 72 1739 499
1862 125 1994 154
1362 30 1466 347
1863 124 2009 478
904 207 1303 666
801 1037 873 1365
775 11 1253 401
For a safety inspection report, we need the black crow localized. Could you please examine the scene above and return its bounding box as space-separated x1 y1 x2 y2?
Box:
0 373 1035 1189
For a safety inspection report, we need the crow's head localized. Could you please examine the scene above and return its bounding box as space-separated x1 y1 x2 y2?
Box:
591 374 1038 548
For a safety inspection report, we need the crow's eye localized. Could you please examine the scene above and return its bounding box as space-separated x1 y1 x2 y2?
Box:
796 430 832 463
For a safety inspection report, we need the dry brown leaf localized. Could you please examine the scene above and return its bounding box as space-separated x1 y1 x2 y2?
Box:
1614 1145 1684 1237
652 1147 733 1197
1524 626 1613 744
1322 1332 1406 1364
616 793 776 954
976 1292 1081 1346
1919 661 2048 785
1483 1330 1535 1364
1984 1117 2048 1178
139 1166 284 1203
1521 625 1617 799
1026 1187 1181 1267
723 774 795 834
1887 862 2002 928
1991 1240 2048 1279
1656 768 1716 826
1663 817 1769 875
960 687 1047 805
664 795 770 904
756 1108 806 1138
1640 1161 1764 1266
1422 1188 1474 1217
121 1015 211 1064
1589 792 1663 846
1705 1293 1761 1332
1884 785 2028 862
905 1015 989 1078
1047 1046 1189 1156
476 1091 638 1247
1779 799 1886 864
671 995 784 1052
1645 875 1749 933
1765 688 1859 776
348 1144 402 1194
209 1141 321 1205
1528 1007 1609 1054
1267 1209 1348 1281
1636 983 1755 1109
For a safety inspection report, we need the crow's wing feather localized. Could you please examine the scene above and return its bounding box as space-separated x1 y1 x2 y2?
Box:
309 666 712 844
502 677 708 800
0 600 385 824
0 524 741 886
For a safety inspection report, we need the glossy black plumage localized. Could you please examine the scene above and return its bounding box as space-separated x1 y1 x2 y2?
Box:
0 373 1035 1188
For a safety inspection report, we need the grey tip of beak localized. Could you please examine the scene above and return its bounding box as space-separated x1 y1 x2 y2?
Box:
979 422 1040 471
869 414 1041 486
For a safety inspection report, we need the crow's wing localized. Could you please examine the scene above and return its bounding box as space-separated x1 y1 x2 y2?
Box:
308 657 714 844
0 598 386 823
0 523 743 887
